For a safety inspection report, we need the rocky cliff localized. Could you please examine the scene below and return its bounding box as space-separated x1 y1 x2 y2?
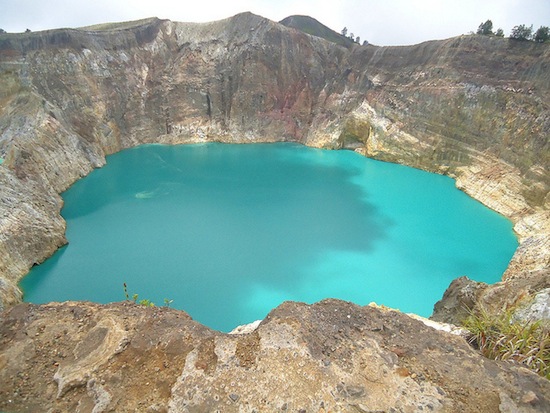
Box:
0 12 549 411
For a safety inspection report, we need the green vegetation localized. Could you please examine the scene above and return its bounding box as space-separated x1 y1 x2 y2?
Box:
508 24 549 42
123 282 174 308
463 307 550 379
477 20 494 35
279 15 356 48
476 19 504 37
534 26 550 43
475 20 549 43
341 27 363 45
510 24 533 41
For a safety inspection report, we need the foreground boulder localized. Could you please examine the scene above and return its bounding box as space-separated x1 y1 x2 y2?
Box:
1 300 548 412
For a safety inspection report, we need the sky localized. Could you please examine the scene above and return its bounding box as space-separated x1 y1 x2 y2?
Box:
0 0 548 46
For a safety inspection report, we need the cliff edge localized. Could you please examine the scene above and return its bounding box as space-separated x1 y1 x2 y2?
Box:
1 300 549 412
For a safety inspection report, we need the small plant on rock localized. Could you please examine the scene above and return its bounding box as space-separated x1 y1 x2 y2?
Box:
123 282 130 301
138 298 155 307
123 282 156 307
463 307 550 379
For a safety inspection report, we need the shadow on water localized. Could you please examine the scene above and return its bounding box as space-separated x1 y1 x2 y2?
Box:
20 143 516 332
63 143 390 257
19 246 68 298
22 143 393 330
171 144 392 327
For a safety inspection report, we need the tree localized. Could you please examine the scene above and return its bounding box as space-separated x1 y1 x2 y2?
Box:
341 27 348 37
25 28 31 33
477 20 493 35
355 36 360 44
534 26 550 43
495 28 504 37
0 29 6 34
510 24 533 41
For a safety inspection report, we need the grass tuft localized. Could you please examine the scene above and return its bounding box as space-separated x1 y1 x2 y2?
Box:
123 282 174 308
462 307 550 379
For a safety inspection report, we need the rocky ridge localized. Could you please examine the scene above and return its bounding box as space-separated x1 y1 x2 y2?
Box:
1 300 550 412
0 12 549 411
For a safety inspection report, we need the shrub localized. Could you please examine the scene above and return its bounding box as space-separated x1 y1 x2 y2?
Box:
510 24 533 41
534 26 550 43
477 20 493 35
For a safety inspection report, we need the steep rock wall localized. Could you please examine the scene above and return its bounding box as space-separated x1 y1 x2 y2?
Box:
0 14 548 317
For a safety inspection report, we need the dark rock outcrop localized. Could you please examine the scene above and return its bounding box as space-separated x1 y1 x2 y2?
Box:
431 276 490 325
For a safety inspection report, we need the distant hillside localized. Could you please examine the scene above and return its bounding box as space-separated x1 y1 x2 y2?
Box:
279 15 355 48
78 17 161 31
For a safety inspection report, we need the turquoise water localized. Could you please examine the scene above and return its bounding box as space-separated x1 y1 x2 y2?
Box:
20 143 518 331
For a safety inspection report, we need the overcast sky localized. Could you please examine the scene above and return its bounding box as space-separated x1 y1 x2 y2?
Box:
0 0 548 46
